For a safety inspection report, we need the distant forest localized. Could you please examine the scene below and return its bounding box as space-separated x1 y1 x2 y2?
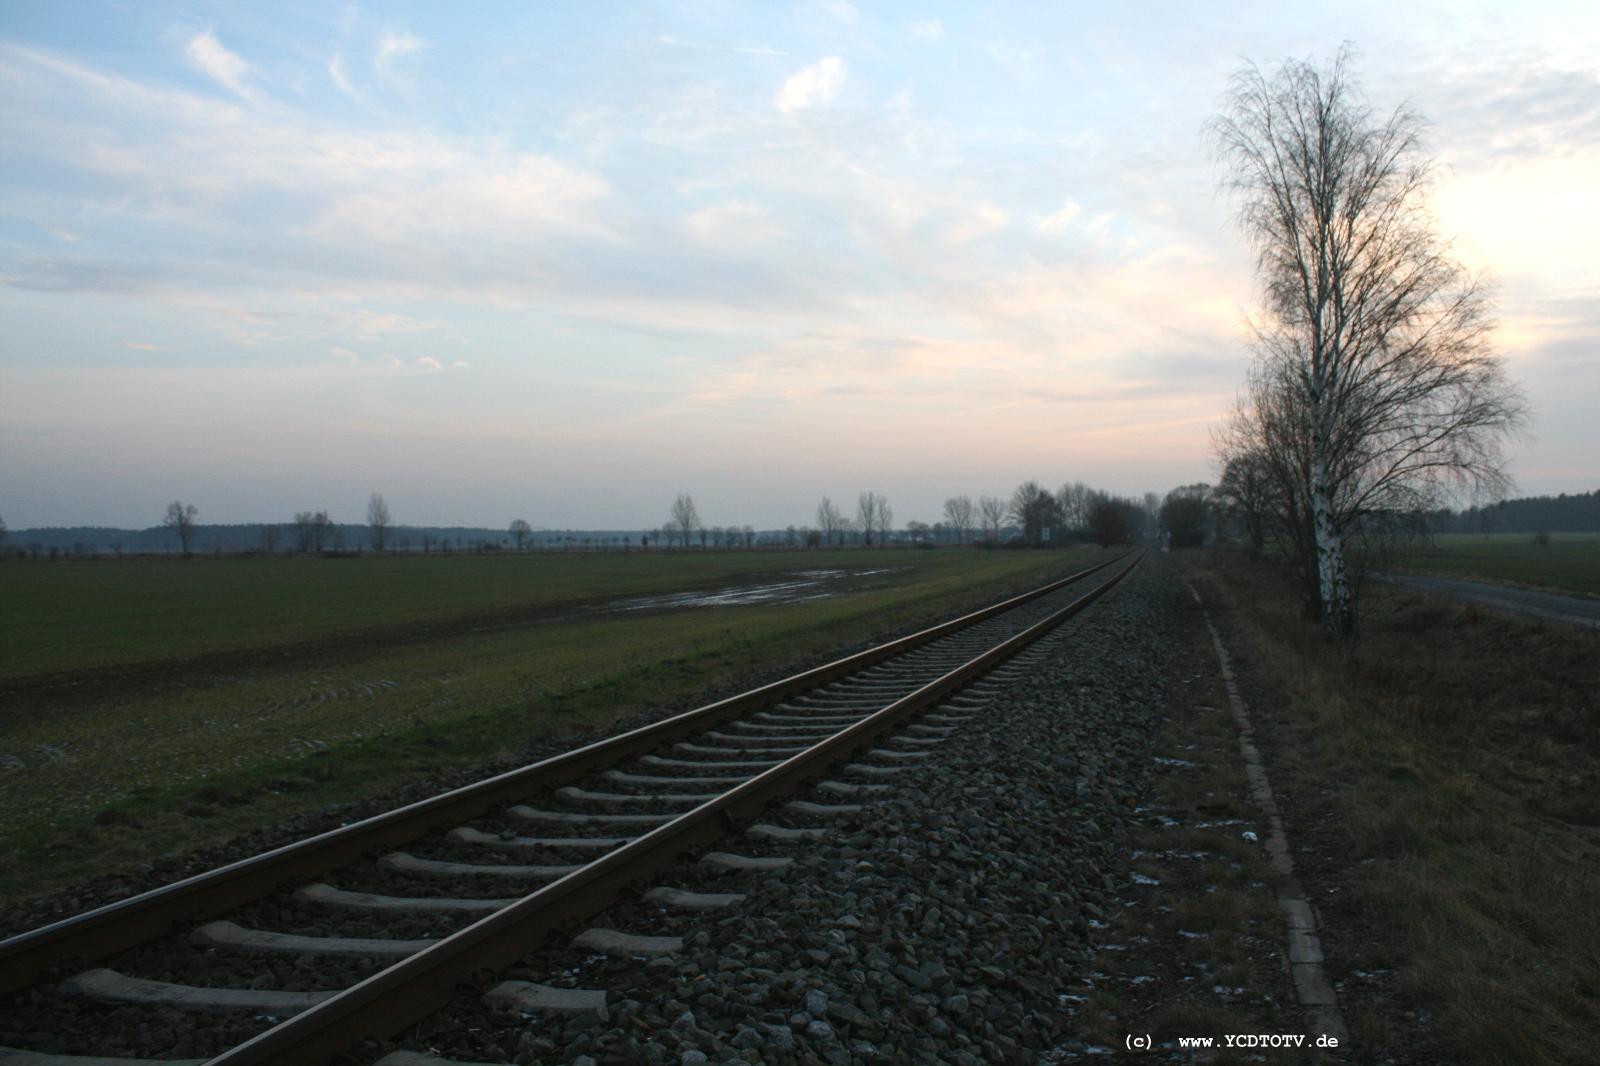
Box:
1427 489 1600 534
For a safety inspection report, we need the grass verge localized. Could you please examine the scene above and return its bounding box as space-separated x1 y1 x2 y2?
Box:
1185 550 1600 1065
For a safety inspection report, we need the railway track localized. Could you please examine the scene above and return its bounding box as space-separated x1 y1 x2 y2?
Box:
0 550 1141 1066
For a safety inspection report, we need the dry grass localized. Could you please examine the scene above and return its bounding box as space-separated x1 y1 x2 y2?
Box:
1187 550 1600 1065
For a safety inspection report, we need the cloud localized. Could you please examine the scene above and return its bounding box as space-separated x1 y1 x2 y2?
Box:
806 1 857 23
416 355 442 372
123 341 163 351
328 53 353 96
1035 201 1081 233
912 19 946 41
329 345 359 363
776 57 846 114
684 201 786 249
945 202 1009 245
185 31 254 100
375 31 422 70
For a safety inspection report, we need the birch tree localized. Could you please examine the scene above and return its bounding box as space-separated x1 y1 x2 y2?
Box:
163 500 198 555
669 494 699 549
366 492 392 552
856 492 883 547
942 495 975 543
1211 47 1524 638
816 497 844 546
978 495 1006 543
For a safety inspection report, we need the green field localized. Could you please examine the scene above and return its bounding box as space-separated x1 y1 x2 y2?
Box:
0 547 1102 905
0 548 1044 680
1397 532 1600 598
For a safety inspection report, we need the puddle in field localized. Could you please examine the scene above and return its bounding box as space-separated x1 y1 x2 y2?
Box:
606 567 903 612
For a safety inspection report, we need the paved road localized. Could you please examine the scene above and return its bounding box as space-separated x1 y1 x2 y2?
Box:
1386 573 1600 629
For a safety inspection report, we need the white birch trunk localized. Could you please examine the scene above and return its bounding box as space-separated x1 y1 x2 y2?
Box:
1308 439 1354 638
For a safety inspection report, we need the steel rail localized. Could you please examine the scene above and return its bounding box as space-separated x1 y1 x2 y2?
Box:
0 551 1128 995
208 551 1143 1066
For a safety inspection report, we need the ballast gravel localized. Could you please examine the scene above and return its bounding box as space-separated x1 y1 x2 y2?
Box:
376 558 1178 1065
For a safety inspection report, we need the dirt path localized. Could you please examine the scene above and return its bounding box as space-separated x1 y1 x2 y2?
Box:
1385 573 1600 628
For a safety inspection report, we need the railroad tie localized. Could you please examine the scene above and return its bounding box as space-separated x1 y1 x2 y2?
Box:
508 805 677 827
60 968 332 1015
842 762 911 778
295 883 515 914
643 886 745 911
784 799 864 817
745 823 829 843
639 753 782 771
191 920 431 958
817 779 892 797
447 827 628 850
484 981 609 1021
379 852 581 879
602 769 749 788
698 852 794 874
570 928 682 956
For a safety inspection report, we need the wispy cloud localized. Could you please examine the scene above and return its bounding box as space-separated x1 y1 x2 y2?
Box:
657 36 787 57
684 201 787 249
1035 201 1081 233
185 30 255 100
912 19 946 42
375 30 422 72
123 341 163 351
328 53 353 96
776 56 846 114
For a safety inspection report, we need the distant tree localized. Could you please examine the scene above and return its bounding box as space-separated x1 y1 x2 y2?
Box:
163 500 199 556
816 497 844 546
260 524 280 554
978 495 1007 543
1160 484 1212 548
293 511 333 553
510 518 532 550
857 491 890 546
697 525 708 548
1087 494 1138 547
0 514 7 558
1057 482 1092 531
366 492 392 552
1009 481 1061 545
1213 451 1273 554
743 524 756 548
875 496 894 544
906 520 930 542
943 495 975 543
785 525 798 547
670 494 700 549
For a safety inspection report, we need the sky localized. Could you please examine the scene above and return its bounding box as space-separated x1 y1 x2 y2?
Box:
1 1 1596 530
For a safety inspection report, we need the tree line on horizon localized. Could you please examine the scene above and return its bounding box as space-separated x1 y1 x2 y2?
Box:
1 478 1169 559
4 480 1591 561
